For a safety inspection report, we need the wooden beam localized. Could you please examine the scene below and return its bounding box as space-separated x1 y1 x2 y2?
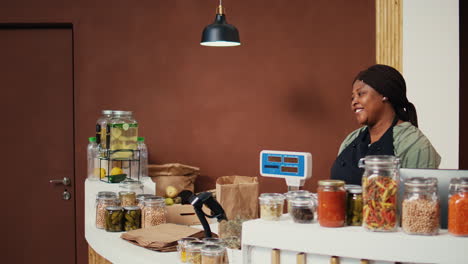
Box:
376 0 403 72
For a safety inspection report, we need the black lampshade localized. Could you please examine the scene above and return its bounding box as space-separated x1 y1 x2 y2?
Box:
200 14 241 47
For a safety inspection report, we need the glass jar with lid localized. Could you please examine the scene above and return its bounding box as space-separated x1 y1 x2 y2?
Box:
290 196 316 223
448 181 468 236
95 194 119 229
136 194 157 209
177 237 199 263
119 179 144 194
402 177 440 235
259 193 285 221
317 180 346 227
109 110 138 159
142 197 167 228
284 190 311 215
119 191 136 207
186 241 205 264
359 155 400 232
201 244 226 264
346 187 363 226
105 206 123 232
123 206 141 231
449 177 468 197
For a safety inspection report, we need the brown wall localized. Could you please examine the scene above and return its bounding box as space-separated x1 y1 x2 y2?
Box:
1 1 375 263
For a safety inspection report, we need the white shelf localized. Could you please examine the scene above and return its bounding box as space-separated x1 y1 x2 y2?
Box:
242 216 468 264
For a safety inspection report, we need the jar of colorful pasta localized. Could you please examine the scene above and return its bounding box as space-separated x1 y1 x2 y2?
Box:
359 155 400 232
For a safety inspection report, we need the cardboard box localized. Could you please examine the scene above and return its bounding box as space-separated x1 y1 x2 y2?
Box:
166 204 214 226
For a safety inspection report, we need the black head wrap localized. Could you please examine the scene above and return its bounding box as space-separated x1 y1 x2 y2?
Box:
353 64 418 127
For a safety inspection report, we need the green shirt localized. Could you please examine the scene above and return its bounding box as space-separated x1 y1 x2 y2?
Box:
338 122 441 168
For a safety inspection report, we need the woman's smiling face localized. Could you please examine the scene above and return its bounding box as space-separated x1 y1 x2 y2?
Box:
351 80 387 126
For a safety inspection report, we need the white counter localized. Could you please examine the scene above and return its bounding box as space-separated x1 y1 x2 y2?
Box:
242 216 468 264
84 179 242 264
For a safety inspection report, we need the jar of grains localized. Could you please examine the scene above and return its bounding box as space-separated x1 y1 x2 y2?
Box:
123 206 141 231
187 241 205 264
402 177 440 235
119 191 136 207
201 244 226 264
178 237 199 263
346 187 363 226
95 194 118 229
105 206 124 232
142 197 167 228
448 181 468 236
284 190 312 215
317 180 346 227
359 155 400 232
290 196 316 224
259 193 285 221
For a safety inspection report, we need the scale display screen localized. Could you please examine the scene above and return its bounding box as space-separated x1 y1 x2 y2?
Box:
260 151 310 178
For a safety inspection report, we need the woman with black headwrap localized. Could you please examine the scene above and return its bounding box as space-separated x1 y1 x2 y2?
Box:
330 64 441 185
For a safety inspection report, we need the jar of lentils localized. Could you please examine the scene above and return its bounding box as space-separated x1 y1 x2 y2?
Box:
448 181 468 236
142 197 167 228
119 191 137 207
402 177 440 235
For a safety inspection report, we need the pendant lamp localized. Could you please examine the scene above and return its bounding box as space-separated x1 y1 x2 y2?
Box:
200 0 241 47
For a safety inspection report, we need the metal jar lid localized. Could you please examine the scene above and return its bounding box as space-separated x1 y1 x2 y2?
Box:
123 206 141 211
318 180 345 187
106 206 123 211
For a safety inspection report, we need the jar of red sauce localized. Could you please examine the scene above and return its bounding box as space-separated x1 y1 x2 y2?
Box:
317 180 346 227
448 182 468 236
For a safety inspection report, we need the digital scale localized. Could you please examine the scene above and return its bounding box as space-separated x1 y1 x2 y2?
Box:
260 150 312 191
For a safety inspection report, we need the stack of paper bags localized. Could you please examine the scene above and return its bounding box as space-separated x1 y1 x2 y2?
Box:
121 223 204 252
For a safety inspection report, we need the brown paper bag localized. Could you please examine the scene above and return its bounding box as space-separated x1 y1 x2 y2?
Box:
151 174 198 197
120 223 204 251
216 176 259 220
148 163 199 197
148 163 200 176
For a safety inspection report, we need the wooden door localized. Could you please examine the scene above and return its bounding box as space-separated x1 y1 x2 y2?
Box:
0 26 75 263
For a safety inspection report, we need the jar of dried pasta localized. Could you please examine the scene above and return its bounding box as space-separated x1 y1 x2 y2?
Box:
259 193 285 221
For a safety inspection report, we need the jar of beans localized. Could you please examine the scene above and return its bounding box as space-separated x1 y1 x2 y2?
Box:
95 194 119 229
448 181 468 236
142 197 167 228
402 177 440 235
